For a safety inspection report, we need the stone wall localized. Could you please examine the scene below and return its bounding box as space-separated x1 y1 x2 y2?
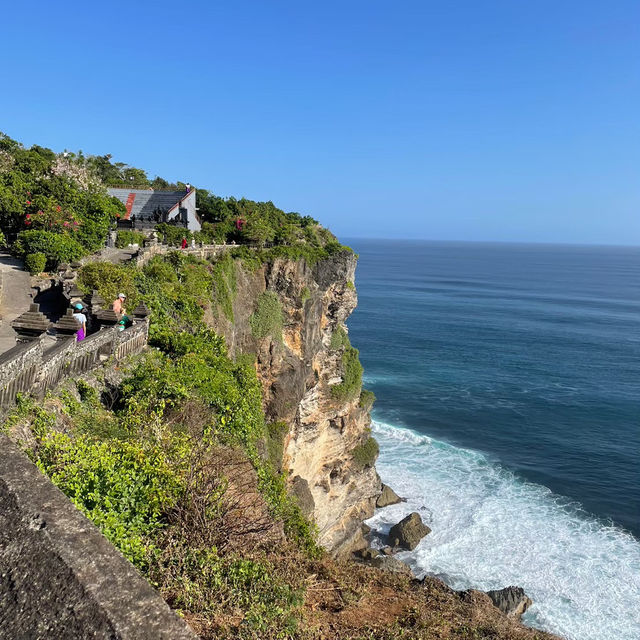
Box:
0 435 197 639
133 242 238 267
0 320 149 411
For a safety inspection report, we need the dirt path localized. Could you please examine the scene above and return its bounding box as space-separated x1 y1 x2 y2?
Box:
0 253 32 353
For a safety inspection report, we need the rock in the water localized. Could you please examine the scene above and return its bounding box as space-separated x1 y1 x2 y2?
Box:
371 555 414 576
486 586 532 618
361 523 372 535
376 483 404 508
388 512 431 551
381 546 393 556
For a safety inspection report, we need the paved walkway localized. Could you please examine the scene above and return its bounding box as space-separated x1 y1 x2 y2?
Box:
0 253 32 353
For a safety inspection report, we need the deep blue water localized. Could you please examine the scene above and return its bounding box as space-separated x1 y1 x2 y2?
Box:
345 239 640 640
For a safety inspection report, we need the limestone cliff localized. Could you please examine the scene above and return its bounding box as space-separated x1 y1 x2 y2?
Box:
208 250 381 557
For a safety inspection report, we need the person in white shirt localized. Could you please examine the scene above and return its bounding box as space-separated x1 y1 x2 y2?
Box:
72 303 87 341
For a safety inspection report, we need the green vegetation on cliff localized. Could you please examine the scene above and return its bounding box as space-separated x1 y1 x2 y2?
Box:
249 291 284 341
331 345 364 402
0 132 349 270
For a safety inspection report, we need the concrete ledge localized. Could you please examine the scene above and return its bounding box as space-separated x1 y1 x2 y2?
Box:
0 435 197 639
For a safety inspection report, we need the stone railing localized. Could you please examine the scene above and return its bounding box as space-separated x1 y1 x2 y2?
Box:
132 241 239 267
0 308 150 411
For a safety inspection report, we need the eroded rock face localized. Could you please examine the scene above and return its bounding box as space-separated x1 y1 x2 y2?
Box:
209 251 381 557
486 586 533 618
388 512 431 551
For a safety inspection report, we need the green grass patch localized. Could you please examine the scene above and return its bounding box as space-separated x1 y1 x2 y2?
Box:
211 253 237 321
330 346 364 402
249 291 283 342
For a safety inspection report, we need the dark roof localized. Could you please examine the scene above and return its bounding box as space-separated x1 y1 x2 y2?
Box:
107 189 189 220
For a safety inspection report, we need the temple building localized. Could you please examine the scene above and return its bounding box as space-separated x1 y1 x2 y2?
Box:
107 188 200 232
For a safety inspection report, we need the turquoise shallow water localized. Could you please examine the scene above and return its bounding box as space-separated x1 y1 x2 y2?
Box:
345 240 640 640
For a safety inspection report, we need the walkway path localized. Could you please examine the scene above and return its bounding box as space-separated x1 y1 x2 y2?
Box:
0 253 32 353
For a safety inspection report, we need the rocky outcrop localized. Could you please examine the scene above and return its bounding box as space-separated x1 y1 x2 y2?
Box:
371 555 414 577
486 586 533 618
290 475 315 517
376 483 403 507
209 250 380 557
389 512 431 550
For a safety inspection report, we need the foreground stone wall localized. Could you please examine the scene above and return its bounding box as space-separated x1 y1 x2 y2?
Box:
0 435 197 639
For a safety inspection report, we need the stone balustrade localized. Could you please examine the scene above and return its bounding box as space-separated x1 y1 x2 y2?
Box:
0 310 149 411
132 241 240 267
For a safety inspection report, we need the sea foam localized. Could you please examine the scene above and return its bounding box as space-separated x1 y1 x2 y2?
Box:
366 419 640 640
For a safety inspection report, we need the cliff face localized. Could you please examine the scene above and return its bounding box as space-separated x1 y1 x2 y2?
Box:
209 251 380 557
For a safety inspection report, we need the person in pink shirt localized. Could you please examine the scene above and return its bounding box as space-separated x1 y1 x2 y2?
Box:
112 293 126 315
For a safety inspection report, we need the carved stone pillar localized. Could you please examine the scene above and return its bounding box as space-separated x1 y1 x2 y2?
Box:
132 303 150 321
54 308 80 341
96 308 120 330
11 303 50 343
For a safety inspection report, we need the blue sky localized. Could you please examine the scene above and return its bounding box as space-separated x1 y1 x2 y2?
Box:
1 1 638 244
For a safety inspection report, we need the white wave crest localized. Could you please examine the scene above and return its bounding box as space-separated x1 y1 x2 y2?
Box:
367 420 640 640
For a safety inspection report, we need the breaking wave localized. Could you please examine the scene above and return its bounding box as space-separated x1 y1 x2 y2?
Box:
366 419 640 640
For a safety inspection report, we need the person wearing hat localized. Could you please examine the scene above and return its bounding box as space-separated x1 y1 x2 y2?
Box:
72 303 87 342
112 293 127 315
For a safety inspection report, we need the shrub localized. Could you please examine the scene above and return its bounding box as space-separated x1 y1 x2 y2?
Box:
330 346 364 402
300 286 310 304
77 261 139 309
249 291 283 341
351 436 379 470
24 252 46 274
14 229 85 270
359 389 376 410
330 325 349 350
155 223 192 247
29 427 185 569
116 230 145 248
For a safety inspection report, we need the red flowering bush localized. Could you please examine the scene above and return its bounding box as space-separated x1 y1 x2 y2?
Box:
24 198 81 234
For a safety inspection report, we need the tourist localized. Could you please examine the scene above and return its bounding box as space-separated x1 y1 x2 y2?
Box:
181 236 188 249
112 293 126 315
72 303 87 342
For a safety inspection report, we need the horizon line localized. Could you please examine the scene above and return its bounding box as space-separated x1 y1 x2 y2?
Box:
339 236 640 249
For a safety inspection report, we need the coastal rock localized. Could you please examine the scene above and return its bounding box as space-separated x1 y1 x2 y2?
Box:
388 512 431 550
376 483 404 508
370 555 414 577
381 545 393 555
486 586 533 618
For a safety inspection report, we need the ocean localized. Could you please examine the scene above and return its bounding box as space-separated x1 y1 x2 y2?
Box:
345 239 640 640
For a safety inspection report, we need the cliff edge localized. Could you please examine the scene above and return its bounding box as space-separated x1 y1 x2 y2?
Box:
208 250 380 557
